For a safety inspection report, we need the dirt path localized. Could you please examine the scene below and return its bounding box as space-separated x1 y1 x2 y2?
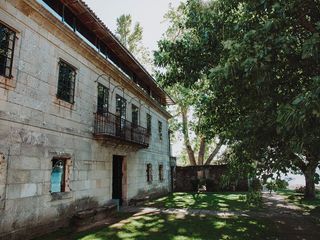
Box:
260 192 320 240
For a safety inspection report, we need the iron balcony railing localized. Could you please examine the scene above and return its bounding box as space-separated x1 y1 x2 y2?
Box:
94 112 150 147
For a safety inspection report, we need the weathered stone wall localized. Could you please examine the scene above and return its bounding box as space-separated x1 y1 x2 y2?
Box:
175 165 248 192
0 0 171 239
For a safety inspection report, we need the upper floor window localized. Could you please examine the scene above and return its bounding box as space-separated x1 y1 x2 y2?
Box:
57 60 76 104
158 121 163 140
132 104 139 126
0 23 16 78
97 83 109 114
146 113 152 135
116 94 127 120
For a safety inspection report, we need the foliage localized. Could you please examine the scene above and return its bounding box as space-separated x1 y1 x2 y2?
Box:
115 14 152 70
275 179 289 190
295 186 306 194
246 191 263 207
266 181 278 194
250 178 263 192
157 3 224 166
154 0 320 199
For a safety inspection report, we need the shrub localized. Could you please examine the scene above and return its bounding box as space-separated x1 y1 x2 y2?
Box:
251 178 262 191
266 181 278 194
295 186 305 193
275 179 289 189
246 191 262 206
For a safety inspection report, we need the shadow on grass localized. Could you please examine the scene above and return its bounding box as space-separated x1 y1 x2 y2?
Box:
144 192 261 212
74 213 274 240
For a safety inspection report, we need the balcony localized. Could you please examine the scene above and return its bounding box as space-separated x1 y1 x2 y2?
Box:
94 112 150 148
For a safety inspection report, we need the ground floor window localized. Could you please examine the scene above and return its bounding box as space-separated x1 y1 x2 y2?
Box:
50 158 72 193
159 164 164 181
146 163 153 183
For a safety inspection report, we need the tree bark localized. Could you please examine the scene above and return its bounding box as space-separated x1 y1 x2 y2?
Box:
303 163 317 200
204 140 224 165
197 136 206 165
181 107 196 165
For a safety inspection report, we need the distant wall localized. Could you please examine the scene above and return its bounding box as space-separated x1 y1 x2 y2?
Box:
175 165 248 192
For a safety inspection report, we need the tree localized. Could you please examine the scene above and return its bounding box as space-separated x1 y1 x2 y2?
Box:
115 14 152 70
155 0 320 199
157 3 224 166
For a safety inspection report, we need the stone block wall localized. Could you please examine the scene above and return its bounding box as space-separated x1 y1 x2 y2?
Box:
0 0 172 239
175 165 248 192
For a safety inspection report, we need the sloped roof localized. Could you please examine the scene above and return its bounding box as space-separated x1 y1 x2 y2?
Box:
59 0 174 105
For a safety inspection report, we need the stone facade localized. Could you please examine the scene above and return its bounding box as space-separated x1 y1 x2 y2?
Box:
0 0 172 239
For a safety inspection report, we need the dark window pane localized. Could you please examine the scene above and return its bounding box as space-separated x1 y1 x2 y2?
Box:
158 121 163 140
146 113 152 135
132 104 139 126
97 83 109 114
0 23 15 78
57 61 76 103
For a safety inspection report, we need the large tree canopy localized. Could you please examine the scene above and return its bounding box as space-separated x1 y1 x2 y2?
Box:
155 0 320 199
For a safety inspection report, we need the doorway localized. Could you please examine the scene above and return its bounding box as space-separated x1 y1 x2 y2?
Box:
112 155 123 205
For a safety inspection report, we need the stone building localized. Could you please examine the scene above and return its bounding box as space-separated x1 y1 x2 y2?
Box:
0 0 174 238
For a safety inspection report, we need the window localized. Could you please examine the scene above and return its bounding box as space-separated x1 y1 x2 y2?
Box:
158 121 163 140
116 94 127 119
146 163 153 183
97 83 109 114
57 60 76 104
159 164 164 181
132 104 139 126
146 113 152 135
50 158 72 193
0 23 15 78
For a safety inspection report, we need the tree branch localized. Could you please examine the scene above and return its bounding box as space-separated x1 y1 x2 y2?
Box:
197 136 206 165
181 107 196 165
204 139 224 165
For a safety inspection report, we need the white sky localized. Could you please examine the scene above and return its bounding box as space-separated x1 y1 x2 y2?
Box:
83 0 183 52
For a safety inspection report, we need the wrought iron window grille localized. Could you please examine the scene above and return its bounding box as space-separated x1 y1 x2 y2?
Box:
57 60 76 104
0 23 16 78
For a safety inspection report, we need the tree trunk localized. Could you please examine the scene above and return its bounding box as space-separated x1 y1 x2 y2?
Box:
204 139 224 165
181 107 196 165
303 164 317 200
197 136 206 165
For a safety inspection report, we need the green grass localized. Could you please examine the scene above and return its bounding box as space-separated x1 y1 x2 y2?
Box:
277 189 320 215
43 213 275 240
144 192 257 212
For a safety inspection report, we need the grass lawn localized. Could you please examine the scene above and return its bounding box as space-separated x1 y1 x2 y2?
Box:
277 189 320 215
40 213 276 240
143 192 256 212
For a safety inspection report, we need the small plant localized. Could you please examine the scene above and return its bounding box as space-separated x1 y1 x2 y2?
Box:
246 191 262 207
295 186 305 193
266 181 278 194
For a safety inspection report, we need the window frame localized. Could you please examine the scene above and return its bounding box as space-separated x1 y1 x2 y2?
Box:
146 163 153 183
116 94 127 120
132 104 139 126
158 121 163 140
146 113 152 135
159 164 164 182
0 22 16 79
97 83 109 114
50 157 72 193
56 60 77 104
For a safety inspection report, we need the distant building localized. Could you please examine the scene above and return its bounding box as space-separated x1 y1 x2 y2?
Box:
0 0 174 238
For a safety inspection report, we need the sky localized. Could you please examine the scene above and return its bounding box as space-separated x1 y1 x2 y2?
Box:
83 0 183 53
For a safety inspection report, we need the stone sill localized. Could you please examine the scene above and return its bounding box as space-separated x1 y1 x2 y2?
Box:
51 191 73 201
